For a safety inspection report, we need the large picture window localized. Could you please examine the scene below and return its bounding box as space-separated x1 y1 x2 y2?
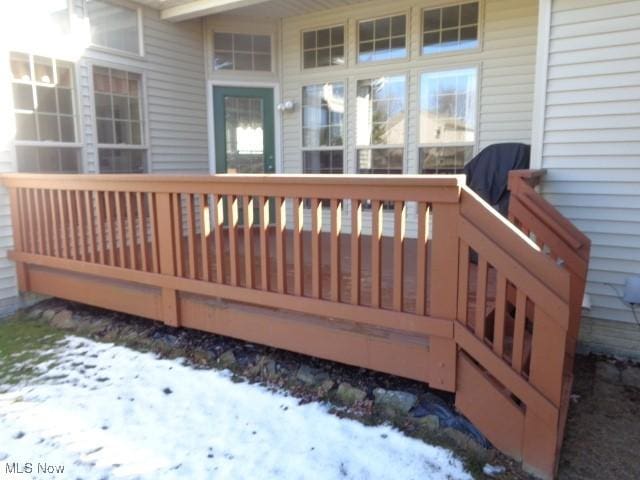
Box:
213 33 271 72
10 52 80 172
356 75 405 174
302 82 345 175
422 2 479 55
93 66 146 173
87 0 141 55
358 15 407 63
419 68 477 174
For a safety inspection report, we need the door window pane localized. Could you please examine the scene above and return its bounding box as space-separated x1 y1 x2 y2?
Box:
87 0 140 55
213 33 272 72
358 15 406 62
224 96 265 173
423 2 479 55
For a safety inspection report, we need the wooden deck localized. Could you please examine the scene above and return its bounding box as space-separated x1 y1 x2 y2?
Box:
1 172 590 480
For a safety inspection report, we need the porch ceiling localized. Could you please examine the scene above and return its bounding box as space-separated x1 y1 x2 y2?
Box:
134 0 375 22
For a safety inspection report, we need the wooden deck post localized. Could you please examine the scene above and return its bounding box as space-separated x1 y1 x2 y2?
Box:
428 202 459 392
8 188 29 292
155 192 179 327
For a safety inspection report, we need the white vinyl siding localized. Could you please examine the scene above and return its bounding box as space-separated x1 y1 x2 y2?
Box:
540 0 640 358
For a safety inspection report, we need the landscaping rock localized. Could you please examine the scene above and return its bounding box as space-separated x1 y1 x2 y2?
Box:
296 365 328 386
621 365 640 389
335 383 366 406
318 379 335 396
219 350 237 369
41 309 58 323
247 355 278 379
595 360 620 384
373 388 417 414
193 349 216 365
51 310 75 330
444 428 493 463
414 414 439 431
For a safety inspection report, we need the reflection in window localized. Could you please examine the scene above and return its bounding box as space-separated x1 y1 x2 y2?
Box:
419 68 477 174
358 15 406 63
303 26 345 69
423 2 479 55
99 149 146 173
302 82 344 148
87 0 141 55
224 96 265 173
213 33 271 72
356 76 405 147
16 146 80 173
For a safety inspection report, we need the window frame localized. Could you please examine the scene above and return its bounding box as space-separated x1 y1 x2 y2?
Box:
211 30 275 74
90 62 149 173
420 0 484 59
86 0 145 58
300 23 347 72
355 11 410 66
416 64 480 174
354 73 409 175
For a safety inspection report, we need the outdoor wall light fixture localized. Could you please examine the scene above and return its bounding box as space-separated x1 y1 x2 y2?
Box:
277 100 295 112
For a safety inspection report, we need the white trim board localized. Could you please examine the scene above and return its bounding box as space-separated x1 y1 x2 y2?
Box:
530 0 552 170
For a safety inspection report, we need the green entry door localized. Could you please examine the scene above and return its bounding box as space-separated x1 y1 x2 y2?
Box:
213 86 276 174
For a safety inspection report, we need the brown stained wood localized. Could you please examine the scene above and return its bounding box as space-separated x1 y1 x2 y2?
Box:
493 273 507 356
104 192 116 265
84 191 96 264
25 189 36 254
95 192 105 264
416 202 429 316
275 197 287 294
57 189 69 259
214 194 225 284
75 191 86 262
201 194 212 282
311 198 322 299
293 198 304 296
186 194 197 279
529 307 566 407
115 191 126 267
36 190 48 255
393 201 405 312
475 258 488 340
126 192 136 269
172 193 184 277
512 289 527 373
457 240 470 325
371 200 382 308
69 190 80 261
227 195 239 286
33 189 44 255
155 193 175 276
17 189 29 253
136 192 148 272
350 199 361 306
8 189 24 254
330 199 341 303
149 193 160 274
242 196 254 287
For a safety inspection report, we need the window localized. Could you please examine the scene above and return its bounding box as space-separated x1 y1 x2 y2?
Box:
302 83 344 174
87 0 141 55
356 76 405 174
423 2 479 55
93 66 146 173
358 15 406 63
302 26 345 69
10 53 80 173
419 68 477 174
213 33 271 72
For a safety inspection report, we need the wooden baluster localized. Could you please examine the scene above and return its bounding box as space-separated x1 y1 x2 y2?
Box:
155 193 179 327
95 192 105 264
136 192 148 271
9 188 28 290
105 192 117 265
493 272 507 357
370 200 382 308
84 191 96 263
457 240 470 325
186 193 196 279
76 190 86 262
114 191 126 267
293 197 304 296
512 289 527 373
311 198 322 299
350 199 362 306
330 199 342 302
275 197 287 294
242 195 254 288
149 193 160 274
416 202 429 316
172 193 184 277
227 195 239 286
214 194 225 283
67 190 78 260
124 192 135 269
33 189 44 255
41 190 53 256
19 189 30 254
57 190 69 259
258 196 269 291
393 201 405 312
474 257 488 340
201 194 212 282
25 189 36 253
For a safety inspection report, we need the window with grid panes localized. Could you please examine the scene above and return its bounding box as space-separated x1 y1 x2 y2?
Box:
419 68 477 174
302 26 345 69
358 15 406 63
93 66 146 173
213 33 271 71
422 2 479 55
87 0 141 55
10 52 80 172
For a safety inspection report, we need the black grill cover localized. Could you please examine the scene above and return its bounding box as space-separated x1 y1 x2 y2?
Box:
463 143 530 216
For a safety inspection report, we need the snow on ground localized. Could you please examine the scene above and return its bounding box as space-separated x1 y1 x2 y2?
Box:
0 336 472 480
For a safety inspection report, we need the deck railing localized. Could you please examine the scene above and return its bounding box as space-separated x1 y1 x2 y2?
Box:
1 172 589 479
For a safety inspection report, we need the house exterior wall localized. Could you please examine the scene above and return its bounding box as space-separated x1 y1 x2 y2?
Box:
0 0 209 313
536 0 640 359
